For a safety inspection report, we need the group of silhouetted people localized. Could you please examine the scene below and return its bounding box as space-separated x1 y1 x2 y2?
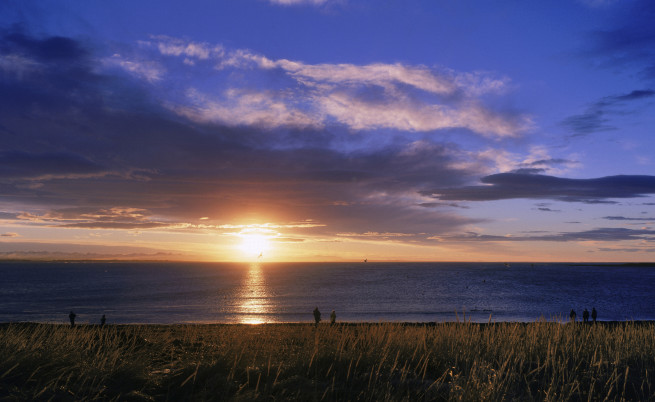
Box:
570 307 597 323
68 311 106 327
313 307 337 326
69 309 336 327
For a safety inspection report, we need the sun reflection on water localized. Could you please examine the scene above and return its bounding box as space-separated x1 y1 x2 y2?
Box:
236 263 271 324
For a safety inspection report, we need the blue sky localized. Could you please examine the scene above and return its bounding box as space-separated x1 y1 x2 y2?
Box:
1 0 655 261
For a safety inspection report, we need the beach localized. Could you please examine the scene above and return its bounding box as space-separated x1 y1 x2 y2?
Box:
2 321 654 400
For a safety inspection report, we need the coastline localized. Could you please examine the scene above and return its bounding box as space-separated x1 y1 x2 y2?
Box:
3 319 655 327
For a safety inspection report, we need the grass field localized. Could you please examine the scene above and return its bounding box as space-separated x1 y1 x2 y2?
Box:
1 321 654 401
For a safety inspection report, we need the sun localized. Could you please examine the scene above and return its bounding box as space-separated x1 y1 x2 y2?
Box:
238 231 272 259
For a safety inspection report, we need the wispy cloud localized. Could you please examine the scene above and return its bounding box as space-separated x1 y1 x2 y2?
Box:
603 215 655 222
146 35 224 61
266 0 332 6
0 242 180 260
175 88 320 129
562 89 655 136
466 146 578 176
103 54 165 82
139 36 531 137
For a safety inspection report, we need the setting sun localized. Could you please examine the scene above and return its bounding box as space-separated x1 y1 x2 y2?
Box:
238 231 272 259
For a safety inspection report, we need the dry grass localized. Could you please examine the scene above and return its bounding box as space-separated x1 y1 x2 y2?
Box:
1 321 654 401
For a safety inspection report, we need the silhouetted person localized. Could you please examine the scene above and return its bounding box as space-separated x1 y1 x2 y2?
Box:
69 311 76 328
583 308 589 323
313 307 321 326
569 309 576 323
330 310 336 325
100 314 106 326
591 307 597 323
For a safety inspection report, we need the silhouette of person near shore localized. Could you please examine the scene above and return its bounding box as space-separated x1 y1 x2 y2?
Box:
591 307 597 323
569 309 576 323
583 308 589 323
330 310 336 325
100 314 106 326
313 307 321 326
69 311 76 328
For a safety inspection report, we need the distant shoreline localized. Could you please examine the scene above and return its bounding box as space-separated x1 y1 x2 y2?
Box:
2 259 655 265
3 320 655 328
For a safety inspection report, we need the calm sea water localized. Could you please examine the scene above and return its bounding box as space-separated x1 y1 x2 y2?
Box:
0 261 653 324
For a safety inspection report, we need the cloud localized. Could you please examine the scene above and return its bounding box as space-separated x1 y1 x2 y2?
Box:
603 216 655 221
266 0 331 6
466 146 579 177
1 232 19 237
512 157 579 175
0 31 87 62
141 37 531 137
611 89 655 101
103 54 165 82
146 35 224 61
422 173 655 203
0 241 181 260
175 88 320 129
39 207 174 230
583 0 655 80
418 202 470 209
0 30 490 242
0 151 106 180
447 227 655 243
275 61 494 96
534 203 561 213
314 91 525 137
578 0 618 7
561 89 655 136
598 247 655 253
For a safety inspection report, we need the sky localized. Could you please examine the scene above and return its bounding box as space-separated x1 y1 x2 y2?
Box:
1 0 655 262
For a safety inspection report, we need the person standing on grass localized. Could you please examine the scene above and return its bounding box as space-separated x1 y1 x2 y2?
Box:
591 307 597 323
69 311 76 328
313 307 321 326
569 309 576 323
583 308 589 323
100 314 106 326
330 310 336 325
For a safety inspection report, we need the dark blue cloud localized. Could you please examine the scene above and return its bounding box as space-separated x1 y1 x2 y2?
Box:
561 88 654 136
511 158 577 175
603 216 655 221
451 227 655 243
611 89 655 101
0 151 105 179
585 0 655 80
1 31 87 62
422 173 655 203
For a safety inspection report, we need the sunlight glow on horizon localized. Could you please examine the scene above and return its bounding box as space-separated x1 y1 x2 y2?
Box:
237 228 275 260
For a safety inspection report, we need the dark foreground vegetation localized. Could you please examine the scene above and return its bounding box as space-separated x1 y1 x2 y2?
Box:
1 321 654 401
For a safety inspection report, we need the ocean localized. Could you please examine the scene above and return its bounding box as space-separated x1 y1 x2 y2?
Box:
0 261 653 324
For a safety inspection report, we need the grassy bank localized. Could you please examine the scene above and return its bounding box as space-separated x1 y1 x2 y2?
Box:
1 321 654 401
